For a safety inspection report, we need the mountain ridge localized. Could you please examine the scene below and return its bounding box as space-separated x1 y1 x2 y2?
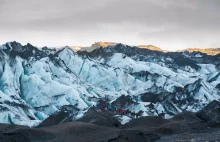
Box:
178 47 220 56
3 41 220 56
68 41 220 56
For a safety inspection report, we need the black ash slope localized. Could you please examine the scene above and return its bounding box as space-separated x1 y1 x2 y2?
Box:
0 100 220 142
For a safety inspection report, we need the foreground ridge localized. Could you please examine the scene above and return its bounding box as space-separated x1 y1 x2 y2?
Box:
0 102 220 142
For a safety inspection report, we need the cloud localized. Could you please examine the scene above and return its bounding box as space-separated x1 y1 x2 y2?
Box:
0 0 219 50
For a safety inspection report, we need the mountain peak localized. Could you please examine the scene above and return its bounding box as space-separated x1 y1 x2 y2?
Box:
77 42 164 53
78 41 118 52
4 41 22 48
138 45 162 51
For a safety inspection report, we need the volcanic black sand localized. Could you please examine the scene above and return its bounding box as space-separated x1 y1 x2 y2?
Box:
0 101 220 142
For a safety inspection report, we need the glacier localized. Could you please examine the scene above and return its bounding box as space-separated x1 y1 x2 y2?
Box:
0 41 219 127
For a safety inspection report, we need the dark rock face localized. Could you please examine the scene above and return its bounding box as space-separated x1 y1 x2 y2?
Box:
111 95 138 109
37 110 71 127
216 83 220 89
197 100 220 125
78 107 121 128
4 41 48 60
140 92 162 103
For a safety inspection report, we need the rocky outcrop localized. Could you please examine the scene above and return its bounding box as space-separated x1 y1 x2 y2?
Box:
37 110 71 127
197 100 220 125
78 107 121 127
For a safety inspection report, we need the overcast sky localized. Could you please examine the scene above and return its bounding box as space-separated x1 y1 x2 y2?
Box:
0 0 220 50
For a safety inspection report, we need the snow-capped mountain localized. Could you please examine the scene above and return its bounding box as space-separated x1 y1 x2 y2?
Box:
0 41 219 127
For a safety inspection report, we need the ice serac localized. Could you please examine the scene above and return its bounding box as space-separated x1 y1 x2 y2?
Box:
0 41 219 126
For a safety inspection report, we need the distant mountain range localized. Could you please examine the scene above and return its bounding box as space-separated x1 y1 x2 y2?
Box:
68 42 164 52
66 41 220 56
178 48 220 55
